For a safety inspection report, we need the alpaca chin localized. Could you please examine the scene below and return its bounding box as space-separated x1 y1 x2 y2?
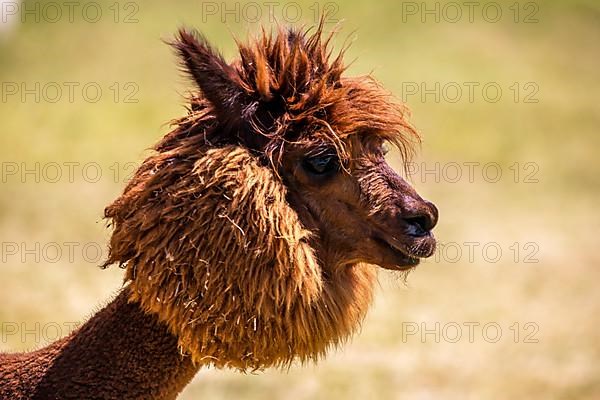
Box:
104 145 377 370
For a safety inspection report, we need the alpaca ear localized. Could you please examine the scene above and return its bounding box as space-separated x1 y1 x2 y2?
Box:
173 29 243 115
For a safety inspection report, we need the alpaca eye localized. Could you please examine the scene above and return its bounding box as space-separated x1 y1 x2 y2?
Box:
302 155 338 175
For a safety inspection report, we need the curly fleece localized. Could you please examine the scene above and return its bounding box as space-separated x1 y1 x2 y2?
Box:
103 146 376 370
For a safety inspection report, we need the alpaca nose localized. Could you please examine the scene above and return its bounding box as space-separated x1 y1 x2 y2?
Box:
403 201 438 237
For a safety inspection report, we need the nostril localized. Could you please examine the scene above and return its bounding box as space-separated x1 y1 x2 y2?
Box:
403 215 430 237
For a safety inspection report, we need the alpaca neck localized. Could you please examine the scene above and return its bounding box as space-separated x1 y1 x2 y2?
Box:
0 286 200 400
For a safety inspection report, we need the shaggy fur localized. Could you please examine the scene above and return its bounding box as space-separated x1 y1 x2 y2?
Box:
167 24 417 168
104 145 376 369
0 20 438 399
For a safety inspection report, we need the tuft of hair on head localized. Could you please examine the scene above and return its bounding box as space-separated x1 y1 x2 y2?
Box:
166 19 419 172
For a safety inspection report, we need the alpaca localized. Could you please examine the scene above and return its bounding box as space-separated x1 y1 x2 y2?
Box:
0 22 438 399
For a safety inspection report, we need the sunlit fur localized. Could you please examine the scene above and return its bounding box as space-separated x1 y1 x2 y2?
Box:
104 145 377 370
103 22 423 371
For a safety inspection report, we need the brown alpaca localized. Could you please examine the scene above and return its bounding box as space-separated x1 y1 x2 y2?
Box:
0 22 438 399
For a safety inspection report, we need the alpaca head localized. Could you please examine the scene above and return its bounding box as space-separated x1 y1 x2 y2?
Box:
103 23 437 370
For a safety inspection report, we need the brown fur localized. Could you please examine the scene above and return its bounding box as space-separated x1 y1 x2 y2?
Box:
0 20 438 398
0 287 198 400
104 145 376 370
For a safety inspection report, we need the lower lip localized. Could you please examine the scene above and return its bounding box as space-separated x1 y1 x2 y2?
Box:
374 237 421 264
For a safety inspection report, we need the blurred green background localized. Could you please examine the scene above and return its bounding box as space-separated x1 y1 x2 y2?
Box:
1 0 599 398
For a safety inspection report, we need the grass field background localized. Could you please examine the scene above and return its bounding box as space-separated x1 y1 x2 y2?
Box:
1 0 599 398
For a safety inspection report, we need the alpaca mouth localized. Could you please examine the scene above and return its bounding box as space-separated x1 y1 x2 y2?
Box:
372 232 436 270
